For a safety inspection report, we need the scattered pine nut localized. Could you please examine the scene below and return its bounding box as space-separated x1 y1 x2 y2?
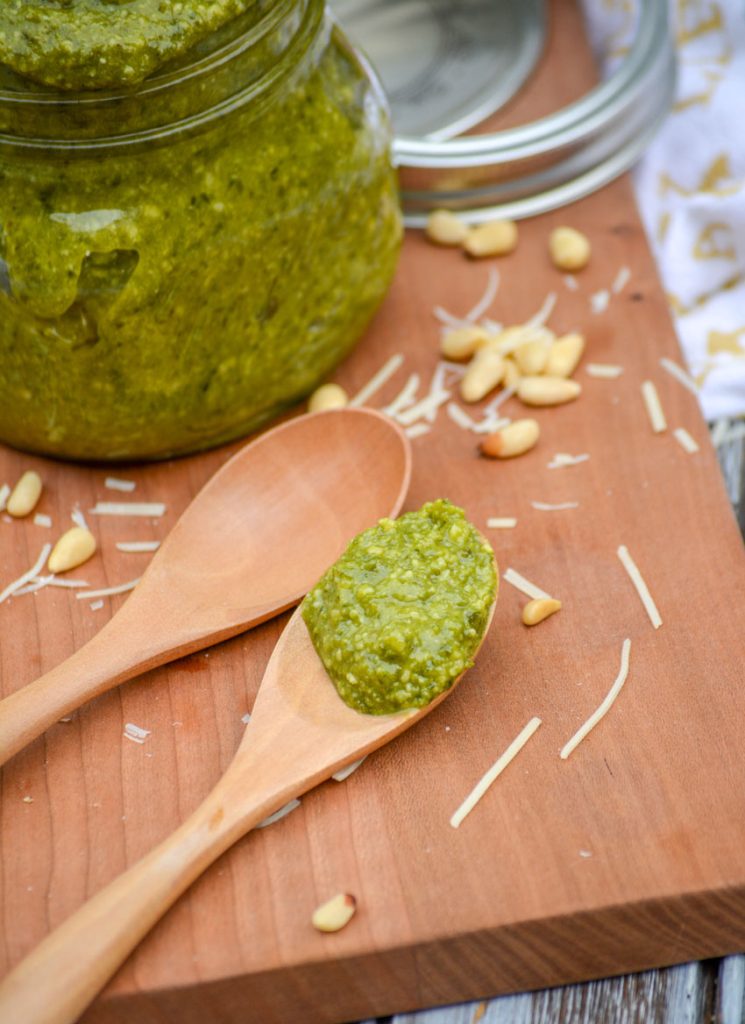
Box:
480 418 540 459
502 357 521 389
544 332 585 378
517 377 581 406
311 893 357 933
549 227 591 271
522 597 562 626
308 383 348 413
426 209 469 247
460 346 505 403
440 325 490 362
7 471 43 518
515 338 551 376
48 527 97 574
463 219 518 258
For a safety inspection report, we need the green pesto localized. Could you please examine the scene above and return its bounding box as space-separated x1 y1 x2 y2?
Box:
0 0 256 91
302 500 498 716
0 6 401 461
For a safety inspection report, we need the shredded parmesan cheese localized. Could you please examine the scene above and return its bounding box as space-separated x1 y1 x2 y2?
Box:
483 386 515 418
465 267 500 322
586 363 623 379
332 757 366 782
611 266 631 294
33 513 52 528
447 403 478 431
241 712 252 724
547 453 589 469
473 415 511 435
116 541 161 553
525 291 557 331
0 544 52 605
617 545 662 629
673 427 699 454
76 578 140 600
349 354 404 408
560 639 631 759
404 423 431 440
383 373 420 418
531 501 579 511
450 717 542 828
256 798 301 829
564 274 579 291
396 389 450 427
659 357 698 396
486 517 517 529
502 568 551 601
90 600 105 611
105 477 136 493
124 722 151 744
641 380 667 433
89 502 166 517
590 289 610 314
71 506 89 531
0 484 10 512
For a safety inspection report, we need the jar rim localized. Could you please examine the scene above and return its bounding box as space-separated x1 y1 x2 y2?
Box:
391 0 675 222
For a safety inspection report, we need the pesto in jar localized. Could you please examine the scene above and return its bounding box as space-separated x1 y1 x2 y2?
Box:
302 500 498 715
0 2 401 461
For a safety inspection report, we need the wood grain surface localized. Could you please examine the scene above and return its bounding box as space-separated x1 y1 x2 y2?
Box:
2 3 745 1023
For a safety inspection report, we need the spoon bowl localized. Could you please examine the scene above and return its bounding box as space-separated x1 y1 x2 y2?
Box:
0 408 411 766
0 591 497 1024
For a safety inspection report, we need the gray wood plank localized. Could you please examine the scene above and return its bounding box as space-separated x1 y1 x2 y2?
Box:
717 955 745 1024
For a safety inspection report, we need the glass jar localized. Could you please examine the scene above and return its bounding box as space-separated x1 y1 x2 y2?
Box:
0 0 401 461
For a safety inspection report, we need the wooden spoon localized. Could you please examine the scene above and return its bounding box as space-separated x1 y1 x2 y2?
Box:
0 595 497 1024
0 408 411 767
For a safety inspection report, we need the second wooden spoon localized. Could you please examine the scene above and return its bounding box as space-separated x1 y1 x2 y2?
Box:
0 408 411 766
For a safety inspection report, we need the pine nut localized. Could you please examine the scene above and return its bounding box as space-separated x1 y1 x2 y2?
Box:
481 418 540 458
441 325 490 362
515 338 551 376
548 227 591 271
47 527 97 574
461 347 505 403
503 357 521 389
463 219 518 258
517 377 581 406
426 209 469 247
308 383 348 413
544 332 585 378
522 598 562 626
7 470 43 518
311 892 357 933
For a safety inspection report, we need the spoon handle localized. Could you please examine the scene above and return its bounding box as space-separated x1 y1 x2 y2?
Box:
0 751 288 1024
0 590 212 768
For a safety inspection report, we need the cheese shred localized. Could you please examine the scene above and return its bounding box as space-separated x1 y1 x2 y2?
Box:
560 639 631 759
673 427 699 454
617 545 662 629
641 380 667 434
0 544 52 605
502 568 551 601
349 354 404 408
450 717 542 828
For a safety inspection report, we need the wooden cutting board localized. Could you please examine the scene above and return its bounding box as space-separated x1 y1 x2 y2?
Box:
2 5 745 1023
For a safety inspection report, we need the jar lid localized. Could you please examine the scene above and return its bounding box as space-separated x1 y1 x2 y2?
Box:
334 0 675 223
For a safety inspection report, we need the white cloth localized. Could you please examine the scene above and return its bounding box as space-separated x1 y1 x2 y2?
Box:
586 0 745 420
636 1 745 419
